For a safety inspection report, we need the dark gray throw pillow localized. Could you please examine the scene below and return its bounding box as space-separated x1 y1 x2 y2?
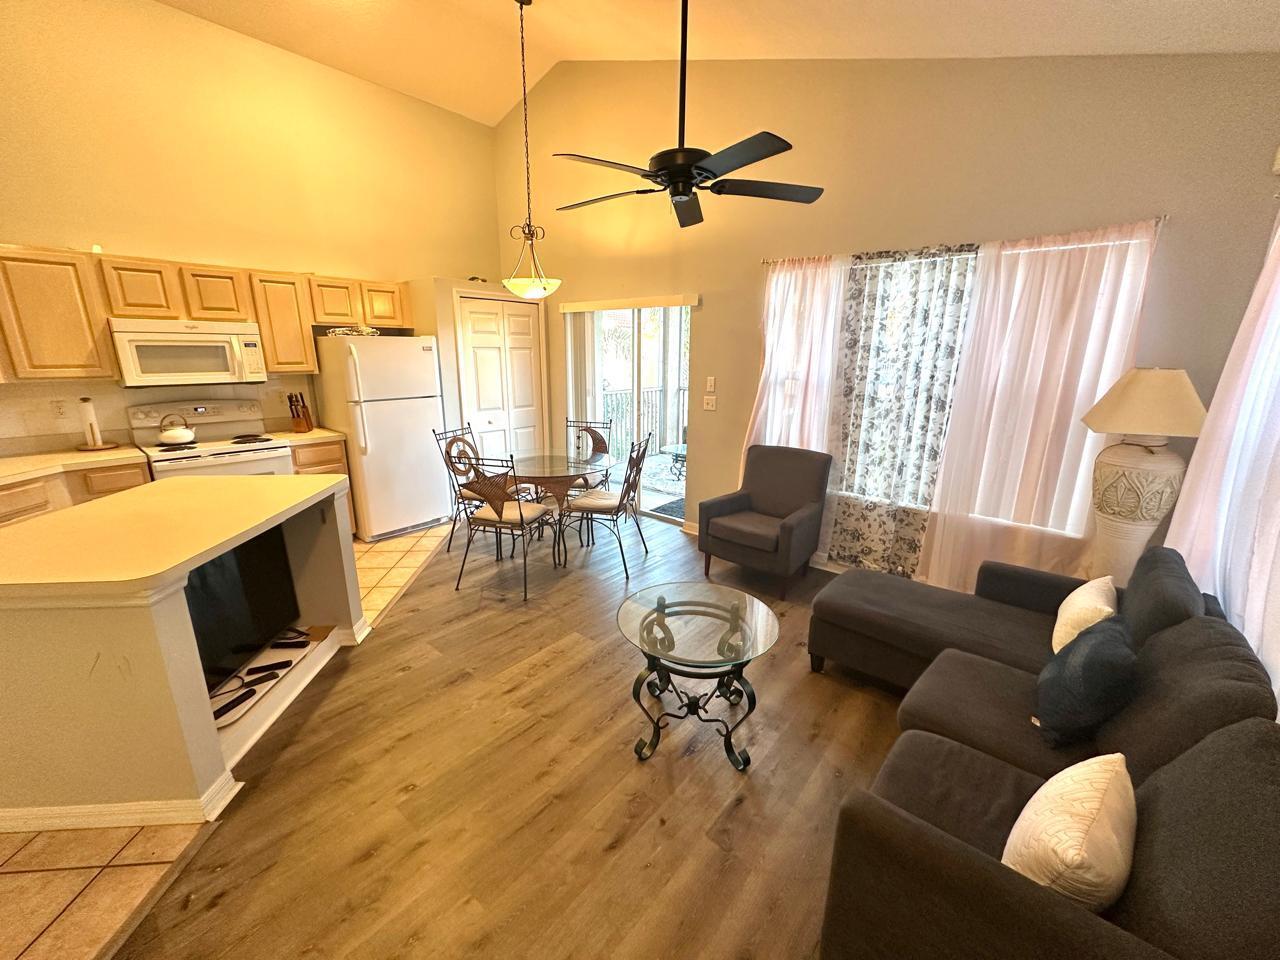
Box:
1121 546 1205 647
1034 616 1137 747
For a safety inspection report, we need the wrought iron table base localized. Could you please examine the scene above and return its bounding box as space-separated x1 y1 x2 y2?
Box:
631 655 757 771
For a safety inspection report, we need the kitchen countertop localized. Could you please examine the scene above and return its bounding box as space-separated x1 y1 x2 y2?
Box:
0 446 148 486
273 427 345 447
0 474 348 593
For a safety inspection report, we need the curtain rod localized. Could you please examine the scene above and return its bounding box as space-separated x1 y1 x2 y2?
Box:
759 216 1169 266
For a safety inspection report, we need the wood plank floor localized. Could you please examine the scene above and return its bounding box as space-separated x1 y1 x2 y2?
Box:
118 518 901 960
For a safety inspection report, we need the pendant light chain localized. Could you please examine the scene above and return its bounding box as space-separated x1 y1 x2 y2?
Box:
503 0 560 299
519 1 533 232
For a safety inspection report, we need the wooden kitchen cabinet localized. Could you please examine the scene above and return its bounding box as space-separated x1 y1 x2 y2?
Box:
180 264 254 322
0 475 71 527
250 272 318 373
360 281 410 328
291 440 354 528
0 248 117 380
98 256 185 319
309 277 365 325
66 462 151 504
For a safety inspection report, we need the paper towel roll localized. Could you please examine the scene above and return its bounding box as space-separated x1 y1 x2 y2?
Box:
77 397 108 449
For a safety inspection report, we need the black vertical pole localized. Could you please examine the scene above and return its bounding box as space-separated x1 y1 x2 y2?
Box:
678 0 688 148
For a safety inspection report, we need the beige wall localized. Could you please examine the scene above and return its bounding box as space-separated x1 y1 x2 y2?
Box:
0 0 500 336
493 56 1280 523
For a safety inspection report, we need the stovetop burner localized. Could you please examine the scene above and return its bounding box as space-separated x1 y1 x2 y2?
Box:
231 434 272 445
156 443 197 452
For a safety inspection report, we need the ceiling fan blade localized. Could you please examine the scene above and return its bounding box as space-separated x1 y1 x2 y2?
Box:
557 188 661 212
695 132 792 179
553 153 654 179
706 179 824 204
673 192 703 228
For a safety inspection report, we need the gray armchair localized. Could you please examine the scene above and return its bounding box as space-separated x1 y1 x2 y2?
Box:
698 444 832 599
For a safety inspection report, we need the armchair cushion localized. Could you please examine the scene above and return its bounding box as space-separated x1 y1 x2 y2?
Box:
707 510 781 551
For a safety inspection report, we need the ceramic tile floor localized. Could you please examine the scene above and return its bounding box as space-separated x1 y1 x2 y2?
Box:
0 824 207 960
354 523 450 624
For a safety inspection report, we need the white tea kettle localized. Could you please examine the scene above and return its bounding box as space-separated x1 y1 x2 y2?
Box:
158 414 196 445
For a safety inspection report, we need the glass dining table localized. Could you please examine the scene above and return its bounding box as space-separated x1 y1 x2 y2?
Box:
504 450 619 564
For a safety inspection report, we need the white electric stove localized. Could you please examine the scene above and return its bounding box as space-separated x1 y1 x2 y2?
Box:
129 399 294 479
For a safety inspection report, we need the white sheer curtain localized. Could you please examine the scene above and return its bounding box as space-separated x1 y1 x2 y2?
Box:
918 220 1158 590
742 256 850 457
1167 211 1280 687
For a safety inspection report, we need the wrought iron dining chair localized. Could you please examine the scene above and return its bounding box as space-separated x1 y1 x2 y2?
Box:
455 455 554 601
433 424 484 553
566 418 613 493
563 434 650 579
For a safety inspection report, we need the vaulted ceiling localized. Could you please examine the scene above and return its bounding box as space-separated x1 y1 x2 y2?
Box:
156 0 1280 126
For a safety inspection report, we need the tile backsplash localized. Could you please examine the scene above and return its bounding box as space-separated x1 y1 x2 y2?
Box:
0 375 314 456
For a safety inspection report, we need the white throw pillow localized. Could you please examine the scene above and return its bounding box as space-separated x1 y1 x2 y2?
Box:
1051 576 1117 653
1001 753 1137 912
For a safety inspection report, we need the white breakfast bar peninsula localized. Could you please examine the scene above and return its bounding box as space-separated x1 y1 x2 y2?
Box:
0 475 367 831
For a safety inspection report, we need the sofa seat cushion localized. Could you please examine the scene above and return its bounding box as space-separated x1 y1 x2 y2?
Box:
708 510 782 551
1120 547 1205 647
872 730 1044 860
899 650 1095 779
1106 719 1280 960
813 569 1056 675
1095 615 1277 785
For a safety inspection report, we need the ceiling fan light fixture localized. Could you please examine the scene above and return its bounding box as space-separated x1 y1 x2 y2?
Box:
504 0 561 301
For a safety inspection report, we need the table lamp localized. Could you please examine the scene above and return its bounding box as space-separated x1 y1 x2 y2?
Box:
1082 368 1207 584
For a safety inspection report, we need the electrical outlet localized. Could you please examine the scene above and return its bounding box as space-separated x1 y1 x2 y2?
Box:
705 376 716 393
50 399 70 421
702 395 717 411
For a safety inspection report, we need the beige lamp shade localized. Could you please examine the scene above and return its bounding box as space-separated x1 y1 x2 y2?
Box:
1083 368 1207 438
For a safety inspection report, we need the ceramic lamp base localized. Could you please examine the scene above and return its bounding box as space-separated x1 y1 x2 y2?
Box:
1090 436 1186 585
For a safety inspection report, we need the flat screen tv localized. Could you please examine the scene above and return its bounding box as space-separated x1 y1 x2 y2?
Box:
185 526 300 692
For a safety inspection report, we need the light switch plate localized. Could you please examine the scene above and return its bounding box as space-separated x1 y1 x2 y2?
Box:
702 395 717 411
705 376 716 393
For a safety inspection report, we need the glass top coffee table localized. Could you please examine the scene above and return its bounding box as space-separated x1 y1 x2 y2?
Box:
617 582 779 770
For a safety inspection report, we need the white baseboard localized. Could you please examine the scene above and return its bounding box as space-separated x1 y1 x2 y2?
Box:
681 521 698 536
0 772 242 832
337 616 372 645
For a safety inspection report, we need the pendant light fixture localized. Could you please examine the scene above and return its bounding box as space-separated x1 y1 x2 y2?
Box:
502 0 560 300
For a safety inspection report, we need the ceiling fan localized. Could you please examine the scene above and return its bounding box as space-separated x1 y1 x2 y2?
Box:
554 0 824 228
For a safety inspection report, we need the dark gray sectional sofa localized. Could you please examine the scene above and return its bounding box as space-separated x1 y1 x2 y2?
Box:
811 548 1280 959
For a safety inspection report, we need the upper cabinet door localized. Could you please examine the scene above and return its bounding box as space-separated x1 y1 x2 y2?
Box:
180 265 254 322
310 277 365 325
98 256 185 319
0 249 116 379
250 272 318 373
360 281 408 327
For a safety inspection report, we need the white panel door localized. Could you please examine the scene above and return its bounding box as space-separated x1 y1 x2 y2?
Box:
457 297 547 457
502 300 545 453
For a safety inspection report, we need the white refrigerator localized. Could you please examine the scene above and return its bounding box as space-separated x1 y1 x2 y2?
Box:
315 335 453 541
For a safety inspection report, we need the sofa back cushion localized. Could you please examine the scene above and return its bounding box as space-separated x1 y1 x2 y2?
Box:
1105 718 1280 960
1120 547 1205 646
742 444 832 518
1094 616 1276 784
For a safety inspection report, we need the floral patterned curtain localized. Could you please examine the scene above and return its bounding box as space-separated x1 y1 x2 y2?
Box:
825 245 978 576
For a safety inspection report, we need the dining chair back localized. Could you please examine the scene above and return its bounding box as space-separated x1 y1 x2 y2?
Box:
433 423 482 552
567 418 613 491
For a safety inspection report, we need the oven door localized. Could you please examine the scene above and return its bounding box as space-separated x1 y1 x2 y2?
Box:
113 330 262 387
151 448 295 479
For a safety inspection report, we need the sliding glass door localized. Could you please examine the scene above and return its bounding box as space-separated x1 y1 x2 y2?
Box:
567 306 691 520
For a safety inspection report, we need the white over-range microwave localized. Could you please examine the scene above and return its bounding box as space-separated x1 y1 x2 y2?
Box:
110 318 268 387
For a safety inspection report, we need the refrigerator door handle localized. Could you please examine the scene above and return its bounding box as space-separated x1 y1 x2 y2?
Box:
350 401 371 454
347 343 367 402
